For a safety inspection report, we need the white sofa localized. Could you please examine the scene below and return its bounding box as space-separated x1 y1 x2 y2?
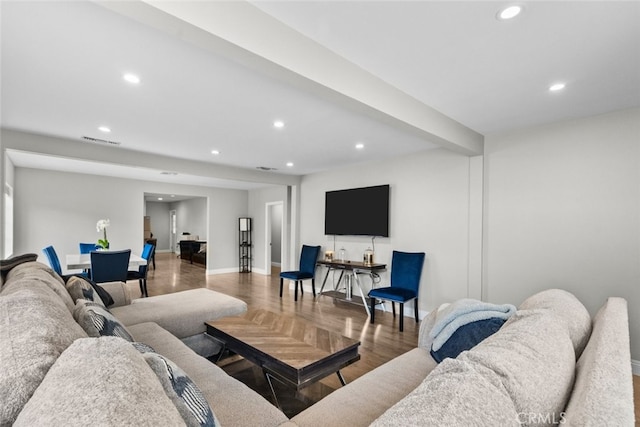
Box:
1 259 635 426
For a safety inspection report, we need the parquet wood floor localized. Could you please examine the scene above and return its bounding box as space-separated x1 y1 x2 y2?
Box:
141 253 419 416
140 253 640 419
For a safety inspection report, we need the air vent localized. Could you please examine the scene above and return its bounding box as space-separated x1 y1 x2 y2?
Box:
81 136 121 146
256 166 278 171
160 171 178 176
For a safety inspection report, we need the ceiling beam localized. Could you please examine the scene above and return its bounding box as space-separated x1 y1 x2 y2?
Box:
96 0 483 156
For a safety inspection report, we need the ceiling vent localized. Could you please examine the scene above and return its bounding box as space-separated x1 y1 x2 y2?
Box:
160 171 178 176
81 136 121 146
256 166 278 171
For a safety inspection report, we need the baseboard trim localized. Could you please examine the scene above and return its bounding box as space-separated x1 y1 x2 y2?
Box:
632 359 640 376
206 267 239 275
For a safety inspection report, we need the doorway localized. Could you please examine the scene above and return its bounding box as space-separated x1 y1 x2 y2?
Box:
265 201 283 275
169 210 177 253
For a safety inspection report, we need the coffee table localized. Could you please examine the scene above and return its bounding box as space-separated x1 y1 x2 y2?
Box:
205 309 361 409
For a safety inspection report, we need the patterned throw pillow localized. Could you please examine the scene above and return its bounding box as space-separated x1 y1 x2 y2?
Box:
73 299 133 341
134 344 217 427
65 276 105 307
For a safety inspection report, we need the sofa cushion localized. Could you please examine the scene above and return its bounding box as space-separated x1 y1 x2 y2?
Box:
291 348 437 427
518 288 592 358
13 337 187 426
563 297 634 426
0 253 38 284
2 266 75 312
0 285 87 426
5 260 65 287
111 288 247 338
139 348 218 427
458 309 576 426
371 357 519 426
128 322 289 427
73 299 134 341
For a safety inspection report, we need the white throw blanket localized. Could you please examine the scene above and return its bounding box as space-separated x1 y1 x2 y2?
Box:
429 299 516 352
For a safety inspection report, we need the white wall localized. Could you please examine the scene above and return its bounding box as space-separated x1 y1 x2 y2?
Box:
13 167 248 272
300 148 479 314
173 197 207 241
145 201 171 251
483 107 640 361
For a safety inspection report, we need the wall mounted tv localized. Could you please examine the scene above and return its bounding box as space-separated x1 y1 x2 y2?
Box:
324 184 390 237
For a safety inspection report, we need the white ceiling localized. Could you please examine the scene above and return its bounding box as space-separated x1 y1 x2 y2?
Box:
2 1 639 190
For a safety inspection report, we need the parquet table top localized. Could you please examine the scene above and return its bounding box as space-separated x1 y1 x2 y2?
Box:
206 309 361 389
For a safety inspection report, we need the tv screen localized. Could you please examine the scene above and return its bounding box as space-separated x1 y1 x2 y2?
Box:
324 185 390 237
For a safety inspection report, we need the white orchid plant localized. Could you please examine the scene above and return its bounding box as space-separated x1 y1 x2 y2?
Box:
96 219 110 249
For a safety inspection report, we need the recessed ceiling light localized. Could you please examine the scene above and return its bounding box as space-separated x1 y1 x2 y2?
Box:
355 143 365 150
170 195 175 198
286 162 294 167
497 5 522 20
158 197 163 201
98 126 111 133
273 120 285 129
211 150 220 155
549 83 566 92
123 73 140 84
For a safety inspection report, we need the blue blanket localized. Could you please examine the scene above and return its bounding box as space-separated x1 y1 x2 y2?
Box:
429 299 516 352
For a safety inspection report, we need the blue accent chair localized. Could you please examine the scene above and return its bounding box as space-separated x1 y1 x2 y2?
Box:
42 245 64 276
79 243 100 254
90 249 131 283
368 251 425 331
280 245 321 301
127 243 155 297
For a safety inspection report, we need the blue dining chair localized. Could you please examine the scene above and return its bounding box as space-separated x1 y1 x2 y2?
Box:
79 243 100 254
368 251 426 332
127 243 155 297
90 249 131 283
42 245 63 276
280 245 321 301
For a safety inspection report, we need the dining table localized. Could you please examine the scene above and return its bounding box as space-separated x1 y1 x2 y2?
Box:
66 252 147 271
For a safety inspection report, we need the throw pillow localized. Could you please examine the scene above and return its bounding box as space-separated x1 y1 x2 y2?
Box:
64 275 114 307
458 309 576 426
13 337 186 426
134 344 218 427
518 288 592 358
430 317 506 363
371 357 520 426
73 299 134 341
65 275 106 307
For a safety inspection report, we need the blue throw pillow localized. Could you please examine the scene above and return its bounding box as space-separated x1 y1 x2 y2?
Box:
430 317 506 363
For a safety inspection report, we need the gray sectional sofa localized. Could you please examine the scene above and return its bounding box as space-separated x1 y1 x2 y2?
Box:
1 260 635 426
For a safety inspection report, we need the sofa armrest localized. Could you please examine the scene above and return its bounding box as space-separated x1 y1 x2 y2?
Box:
99 281 131 307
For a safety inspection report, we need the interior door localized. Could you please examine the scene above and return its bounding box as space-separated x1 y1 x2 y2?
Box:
169 210 177 253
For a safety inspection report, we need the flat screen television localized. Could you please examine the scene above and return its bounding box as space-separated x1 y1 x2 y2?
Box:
324 185 390 237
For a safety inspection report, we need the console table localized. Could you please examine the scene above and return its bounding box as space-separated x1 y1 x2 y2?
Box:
316 259 386 317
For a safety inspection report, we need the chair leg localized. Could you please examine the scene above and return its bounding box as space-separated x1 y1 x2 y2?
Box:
399 303 404 332
139 280 144 297
294 281 298 301
414 299 419 323
311 278 316 297
279 278 284 298
392 302 396 317
143 278 148 297
370 298 376 324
